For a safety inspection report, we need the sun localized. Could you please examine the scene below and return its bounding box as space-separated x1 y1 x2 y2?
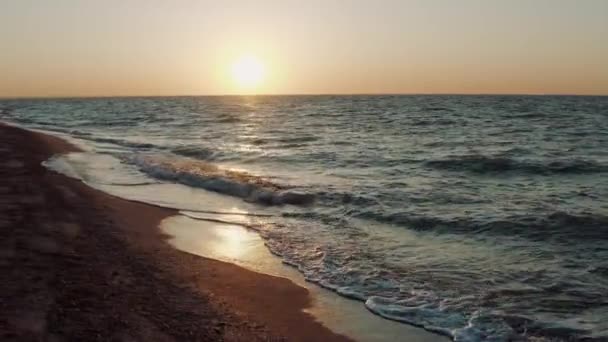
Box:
231 55 265 89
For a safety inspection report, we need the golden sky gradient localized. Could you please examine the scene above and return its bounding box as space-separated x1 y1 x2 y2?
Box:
1 0 607 97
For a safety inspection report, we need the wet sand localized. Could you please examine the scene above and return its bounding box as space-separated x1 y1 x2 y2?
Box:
0 122 351 341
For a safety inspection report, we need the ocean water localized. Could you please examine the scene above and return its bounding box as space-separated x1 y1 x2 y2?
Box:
1 95 607 341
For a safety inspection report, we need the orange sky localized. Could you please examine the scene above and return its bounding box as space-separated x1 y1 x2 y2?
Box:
1 0 607 97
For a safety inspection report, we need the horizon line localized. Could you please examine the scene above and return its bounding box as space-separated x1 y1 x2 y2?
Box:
1 92 607 100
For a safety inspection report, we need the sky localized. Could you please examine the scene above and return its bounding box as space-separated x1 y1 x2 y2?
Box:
1 0 607 97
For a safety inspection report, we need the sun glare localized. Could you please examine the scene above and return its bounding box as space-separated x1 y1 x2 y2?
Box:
231 55 265 90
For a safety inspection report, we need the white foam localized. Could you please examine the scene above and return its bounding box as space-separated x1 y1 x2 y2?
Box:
43 155 81 180
128 154 315 205
365 296 523 342
42 153 266 215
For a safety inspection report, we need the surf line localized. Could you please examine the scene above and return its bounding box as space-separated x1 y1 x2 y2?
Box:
180 209 275 217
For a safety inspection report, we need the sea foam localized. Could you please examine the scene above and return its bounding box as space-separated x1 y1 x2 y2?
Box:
127 155 314 206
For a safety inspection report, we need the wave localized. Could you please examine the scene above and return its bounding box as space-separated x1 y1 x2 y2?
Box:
424 155 606 174
410 118 458 126
0 106 14 116
85 136 221 161
95 181 160 186
366 296 594 341
84 136 159 149
507 112 548 119
366 296 494 340
355 210 608 242
318 191 381 206
29 126 94 138
422 106 454 112
215 115 242 123
127 155 315 206
67 130 92 137
251 135 318 146
170 145 218 160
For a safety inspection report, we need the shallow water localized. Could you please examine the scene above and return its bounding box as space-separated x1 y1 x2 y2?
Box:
2 95 608 341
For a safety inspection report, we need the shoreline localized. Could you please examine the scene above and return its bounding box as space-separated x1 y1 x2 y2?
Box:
0 122 351 341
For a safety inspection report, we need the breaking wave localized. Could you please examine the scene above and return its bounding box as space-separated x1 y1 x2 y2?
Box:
85 136 159 149
170 145 219 160
126 155 315 206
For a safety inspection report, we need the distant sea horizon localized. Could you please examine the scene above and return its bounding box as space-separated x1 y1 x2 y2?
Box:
2 92 608 100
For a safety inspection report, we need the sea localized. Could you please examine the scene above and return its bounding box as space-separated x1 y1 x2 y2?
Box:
1 95 607 341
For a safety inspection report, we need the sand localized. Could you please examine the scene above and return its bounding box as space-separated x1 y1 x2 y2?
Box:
0 122 351 341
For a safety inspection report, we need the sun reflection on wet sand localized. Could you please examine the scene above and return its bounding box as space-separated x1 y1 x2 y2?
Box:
161 214 448 342
199 220 258 259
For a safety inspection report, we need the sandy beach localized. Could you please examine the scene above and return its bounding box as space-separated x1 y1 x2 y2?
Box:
0 122 351 341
